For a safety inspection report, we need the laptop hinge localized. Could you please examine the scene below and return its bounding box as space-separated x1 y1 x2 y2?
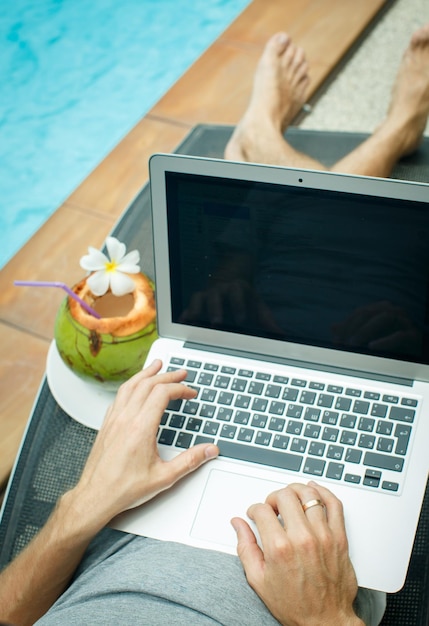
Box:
184 342 414 387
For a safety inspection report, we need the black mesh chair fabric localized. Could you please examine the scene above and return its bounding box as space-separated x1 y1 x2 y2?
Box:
1 125 428 625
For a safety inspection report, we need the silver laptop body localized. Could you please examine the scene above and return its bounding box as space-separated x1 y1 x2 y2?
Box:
114 154 429 593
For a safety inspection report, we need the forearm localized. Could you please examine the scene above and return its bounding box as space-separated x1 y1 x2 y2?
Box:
0 487 105 626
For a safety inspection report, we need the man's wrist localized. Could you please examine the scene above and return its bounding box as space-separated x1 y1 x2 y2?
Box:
55 486 109 543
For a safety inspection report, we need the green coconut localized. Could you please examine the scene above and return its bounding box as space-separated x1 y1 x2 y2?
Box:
54 273 157 388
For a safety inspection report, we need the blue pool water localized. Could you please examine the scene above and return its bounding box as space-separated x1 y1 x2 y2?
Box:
0 0 249 268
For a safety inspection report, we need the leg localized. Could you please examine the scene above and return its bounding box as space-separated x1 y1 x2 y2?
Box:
226 26 429 179
332 23 429 177
224 32 327 171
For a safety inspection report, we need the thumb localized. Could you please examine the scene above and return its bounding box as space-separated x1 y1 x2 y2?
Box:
231 517 265 577
165 443 219 484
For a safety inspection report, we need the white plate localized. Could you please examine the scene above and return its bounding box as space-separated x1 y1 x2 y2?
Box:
46 341 116 430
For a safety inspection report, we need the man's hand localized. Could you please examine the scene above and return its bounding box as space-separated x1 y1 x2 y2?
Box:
231 482 364 626
71 359 219 531
0 360 219 626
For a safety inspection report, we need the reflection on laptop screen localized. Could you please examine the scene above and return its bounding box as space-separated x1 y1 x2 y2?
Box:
166 172 429 366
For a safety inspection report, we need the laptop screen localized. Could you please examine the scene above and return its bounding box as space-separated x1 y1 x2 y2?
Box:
165 171 429 367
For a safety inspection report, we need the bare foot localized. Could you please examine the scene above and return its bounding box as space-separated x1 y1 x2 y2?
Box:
383 23 429 155
225 32 309 162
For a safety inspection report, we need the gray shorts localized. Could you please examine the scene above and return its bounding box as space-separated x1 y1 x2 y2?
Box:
36 529 386 625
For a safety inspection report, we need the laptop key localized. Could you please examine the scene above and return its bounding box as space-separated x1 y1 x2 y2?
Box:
256 372 271 381
238 427 255 443
201 388 217 403
183 401 199 415
273 375 289 384
255 431 272 446
344 473 361 484
326 462 344 480
200 403 216 418
231 378 248 392
282 387 299 401
214 375 231 389
353 400 370 415
371 403 388 418
220 424 237 439
291 378 307 387
203 422 219 436
394 424 412 455
401 397 418 407
389 406 416 423
290 437 307 453
170 357 185 365
335 397 352 411
186 417 202 432
383 394 399 404
159 428 176 445
273 434 290 450
234 394 251 409
382 481 399 492
364 451 404 472
218 391 233 405
198 372 214 386
204 363 219 371
233 410 251 425
184 370 198 383
249 381 264 395
286 404 303 418
309 381 325 390
252 414 268 428
217 440 302 472
252 397 268 412
269 401 286 415
268 417 285 432
187 360 202 369
167 398 182 411
265 384 281 398
303 458 325 476
194 435 215 445
345 388 361 397
176 432 193 448
286 420 303 435
317 394 334 408
238 369 253 377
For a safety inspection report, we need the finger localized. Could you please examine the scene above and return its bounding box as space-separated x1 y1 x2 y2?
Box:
247 501 286 551
137 381 197 434
265 484 327 533
306 481 347 538
159 442 219 487
120 366 190 409
231 517 265 585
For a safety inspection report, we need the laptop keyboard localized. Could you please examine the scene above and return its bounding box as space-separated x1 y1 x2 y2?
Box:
158 356 419 494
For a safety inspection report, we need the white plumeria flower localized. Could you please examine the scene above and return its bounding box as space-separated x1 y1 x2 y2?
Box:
80 237 140 296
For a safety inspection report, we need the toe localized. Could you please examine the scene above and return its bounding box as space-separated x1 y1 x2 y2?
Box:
265 31 290 57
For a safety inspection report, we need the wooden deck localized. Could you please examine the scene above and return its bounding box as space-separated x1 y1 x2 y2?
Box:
0 0 389 490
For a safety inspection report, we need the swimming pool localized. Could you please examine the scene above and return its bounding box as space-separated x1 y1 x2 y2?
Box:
0 0 249 268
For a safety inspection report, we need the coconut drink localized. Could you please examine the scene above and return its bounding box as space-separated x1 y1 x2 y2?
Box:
54 237 157 388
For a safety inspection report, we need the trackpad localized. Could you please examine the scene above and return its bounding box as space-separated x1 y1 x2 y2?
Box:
191 469 285 549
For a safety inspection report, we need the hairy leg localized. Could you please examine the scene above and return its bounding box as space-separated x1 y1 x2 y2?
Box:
226 25 429 179
224 32 327 170
332 23 429 177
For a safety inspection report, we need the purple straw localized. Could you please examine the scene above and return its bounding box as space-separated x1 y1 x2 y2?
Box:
14 280 101 319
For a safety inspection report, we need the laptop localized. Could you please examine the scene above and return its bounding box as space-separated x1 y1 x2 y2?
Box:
113 153 429 593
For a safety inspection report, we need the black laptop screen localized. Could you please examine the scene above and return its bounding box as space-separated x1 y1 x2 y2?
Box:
165 171 429 366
